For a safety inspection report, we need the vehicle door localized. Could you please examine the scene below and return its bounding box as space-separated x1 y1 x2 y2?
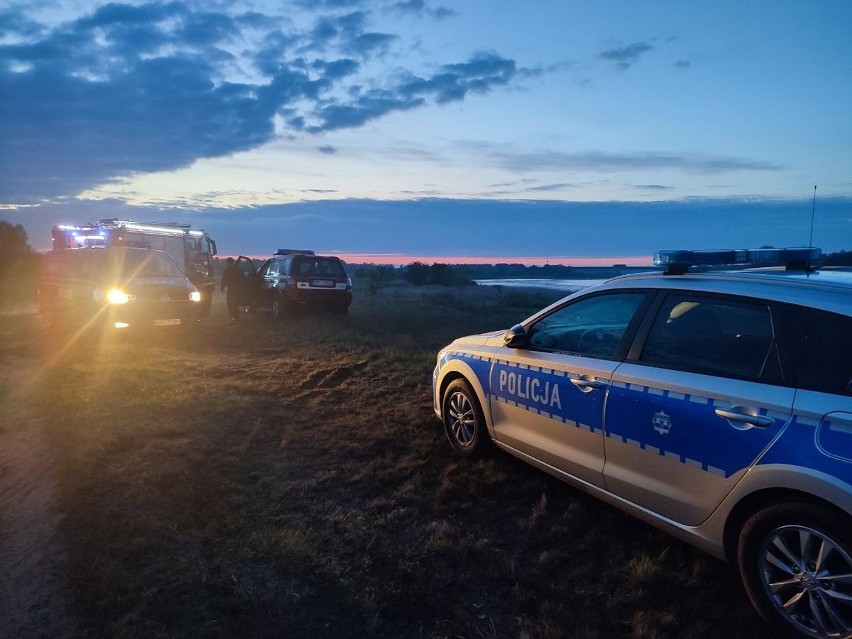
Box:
491 291 650 488
235 256 264 308
764 305 852 486
603 293 795 526
255 258 283 310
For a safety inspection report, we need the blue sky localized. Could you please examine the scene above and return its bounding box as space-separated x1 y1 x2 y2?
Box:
1 0 850 262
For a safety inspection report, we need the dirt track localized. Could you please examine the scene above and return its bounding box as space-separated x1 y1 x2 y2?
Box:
0 307 74 638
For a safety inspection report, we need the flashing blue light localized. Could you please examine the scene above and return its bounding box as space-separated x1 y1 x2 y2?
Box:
275 248 315 255
653 247 822 274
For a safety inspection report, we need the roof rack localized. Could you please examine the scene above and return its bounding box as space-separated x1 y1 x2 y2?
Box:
275 248 315 256
653 247 822 275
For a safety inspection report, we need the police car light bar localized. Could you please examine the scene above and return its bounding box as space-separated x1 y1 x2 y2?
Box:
653 247 822 275
275 248 315 255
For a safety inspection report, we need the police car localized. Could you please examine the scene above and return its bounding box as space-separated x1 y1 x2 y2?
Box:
432 248 852 639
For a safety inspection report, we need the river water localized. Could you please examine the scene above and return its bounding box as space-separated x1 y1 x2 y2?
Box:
474 278 607 293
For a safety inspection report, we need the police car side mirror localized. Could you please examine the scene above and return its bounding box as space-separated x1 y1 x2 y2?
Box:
503 324 528 348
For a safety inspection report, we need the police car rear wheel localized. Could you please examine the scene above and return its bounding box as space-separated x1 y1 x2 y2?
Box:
442 379 488 456
738 502 852 639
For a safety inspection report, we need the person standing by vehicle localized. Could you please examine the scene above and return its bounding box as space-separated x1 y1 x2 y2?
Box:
220 257 245 323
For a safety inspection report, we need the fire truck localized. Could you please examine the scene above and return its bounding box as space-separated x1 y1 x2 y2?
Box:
51 219 218 315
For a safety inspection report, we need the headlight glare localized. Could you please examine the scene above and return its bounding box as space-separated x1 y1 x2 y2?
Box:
190 291 202 302
107 288 132 304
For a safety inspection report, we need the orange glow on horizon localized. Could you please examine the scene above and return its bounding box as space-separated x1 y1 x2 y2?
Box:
222 253 654 267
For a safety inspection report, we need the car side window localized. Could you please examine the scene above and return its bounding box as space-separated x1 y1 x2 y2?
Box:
779 305 852 396
263 260 278 277
639 295 780 382
527 292 646 358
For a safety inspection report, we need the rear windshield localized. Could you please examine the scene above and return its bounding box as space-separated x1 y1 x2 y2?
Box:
293 256 346 278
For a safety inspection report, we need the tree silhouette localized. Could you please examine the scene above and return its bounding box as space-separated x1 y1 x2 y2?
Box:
0 221 39 302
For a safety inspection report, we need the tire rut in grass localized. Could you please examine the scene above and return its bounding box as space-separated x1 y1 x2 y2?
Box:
298 359 370 390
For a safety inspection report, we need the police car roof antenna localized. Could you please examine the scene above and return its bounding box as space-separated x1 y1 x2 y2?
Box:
808 185 817 248
806 185 817 276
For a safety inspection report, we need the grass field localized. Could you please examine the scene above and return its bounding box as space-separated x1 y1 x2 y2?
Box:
0 282 775 638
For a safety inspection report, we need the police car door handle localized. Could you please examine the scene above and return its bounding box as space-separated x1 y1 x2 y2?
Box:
714 408 774 428
570 376 605 392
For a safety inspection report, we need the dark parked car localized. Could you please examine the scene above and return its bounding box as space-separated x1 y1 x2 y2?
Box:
237 249 353 318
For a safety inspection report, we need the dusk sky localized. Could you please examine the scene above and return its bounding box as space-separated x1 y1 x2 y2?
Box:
1 0 850 263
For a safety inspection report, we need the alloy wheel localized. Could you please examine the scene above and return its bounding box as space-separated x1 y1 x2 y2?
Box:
447 390 477 447
758 524 852 638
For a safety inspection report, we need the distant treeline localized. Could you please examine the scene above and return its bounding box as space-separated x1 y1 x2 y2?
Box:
352 262 470 291
824 250 852 266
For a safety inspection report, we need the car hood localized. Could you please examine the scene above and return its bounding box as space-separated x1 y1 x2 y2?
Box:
105 276 196 297
446 329 506 349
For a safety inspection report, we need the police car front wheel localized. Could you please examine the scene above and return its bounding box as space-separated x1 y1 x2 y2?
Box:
738 502 852 639
442 379 489 456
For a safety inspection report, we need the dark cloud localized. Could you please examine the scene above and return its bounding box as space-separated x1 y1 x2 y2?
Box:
318 145 338 154
336 11 369 35
599 41 652 70
432 7 456 19
253 30 302 76
398 52 519 104
0 2 527 203
477 147 781 175
345 32 398 57
389 0 425 12
311 58 360 79
633 184 674 191
306 11 393 56
489 179 538 188
386 0 457 20
304 90 425 132
524 183 578 192
310 18 341 45
10 196 851 257
293 51 522 132
0 7 43 39
675 59 691 69
296 0 365 9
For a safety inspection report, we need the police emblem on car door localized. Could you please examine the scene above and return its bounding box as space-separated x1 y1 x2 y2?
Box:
603 294 795 525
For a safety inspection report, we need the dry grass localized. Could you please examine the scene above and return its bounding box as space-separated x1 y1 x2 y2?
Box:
0 284 774 638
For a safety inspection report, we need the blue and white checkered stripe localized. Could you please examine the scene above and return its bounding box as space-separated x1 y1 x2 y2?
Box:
443 351 786 479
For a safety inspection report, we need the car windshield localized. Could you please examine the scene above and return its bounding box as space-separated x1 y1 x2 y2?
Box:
80 249 185 279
